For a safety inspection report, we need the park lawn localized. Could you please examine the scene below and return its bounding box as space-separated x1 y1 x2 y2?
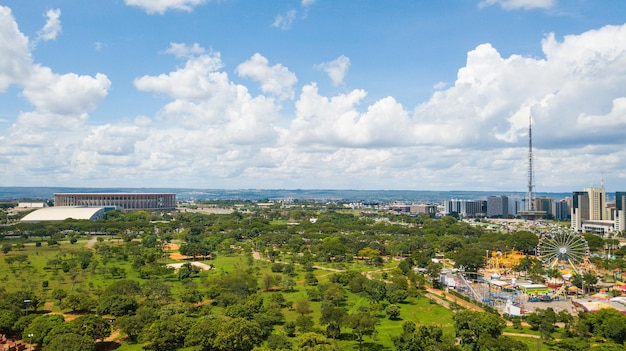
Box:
269 219 290 225
503 325 543 337
4 247 453 351
507 335 551 351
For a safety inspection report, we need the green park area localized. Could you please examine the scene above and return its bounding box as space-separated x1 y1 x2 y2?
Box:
2 204 626 350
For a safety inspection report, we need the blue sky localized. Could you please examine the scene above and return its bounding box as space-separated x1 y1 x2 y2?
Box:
1 0 625 192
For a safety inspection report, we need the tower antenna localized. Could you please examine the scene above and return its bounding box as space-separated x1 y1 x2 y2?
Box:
519 115 545 220
527 115 535 211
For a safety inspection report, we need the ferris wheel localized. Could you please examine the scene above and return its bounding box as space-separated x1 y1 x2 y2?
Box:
536 229 590 273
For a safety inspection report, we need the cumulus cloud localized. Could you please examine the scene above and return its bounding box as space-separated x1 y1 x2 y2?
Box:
315 55 351 86
0 5 111 184
236 53 297 100
0 6 32 91
478 0 555 10
0 6 110 131
290 84 413 147
2 1 626 191
22 68 110 116
135 44 281 146
134 52 225 100
36 8 62 42
125 0 208 14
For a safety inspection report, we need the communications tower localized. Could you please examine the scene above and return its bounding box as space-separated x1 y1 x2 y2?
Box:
519 116 546 220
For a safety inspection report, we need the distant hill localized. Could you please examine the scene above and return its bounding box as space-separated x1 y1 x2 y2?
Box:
0 187 571 203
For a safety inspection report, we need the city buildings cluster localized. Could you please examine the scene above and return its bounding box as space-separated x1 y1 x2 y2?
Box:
408 187 626 237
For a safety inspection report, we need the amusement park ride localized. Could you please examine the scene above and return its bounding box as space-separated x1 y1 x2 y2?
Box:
537 228 593 274
472 228 596 309
486 228 593 277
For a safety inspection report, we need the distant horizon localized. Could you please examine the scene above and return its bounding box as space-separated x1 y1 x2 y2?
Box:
0 186 583 203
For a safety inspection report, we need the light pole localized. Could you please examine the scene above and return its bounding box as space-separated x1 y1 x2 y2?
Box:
27 333 33 351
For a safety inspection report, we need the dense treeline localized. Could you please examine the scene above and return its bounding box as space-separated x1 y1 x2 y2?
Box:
1 203 626 350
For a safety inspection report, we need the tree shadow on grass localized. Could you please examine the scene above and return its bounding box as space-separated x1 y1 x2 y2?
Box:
358 341 391 350
96 341 120 351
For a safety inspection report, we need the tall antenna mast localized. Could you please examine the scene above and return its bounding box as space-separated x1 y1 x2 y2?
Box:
526 115 535 211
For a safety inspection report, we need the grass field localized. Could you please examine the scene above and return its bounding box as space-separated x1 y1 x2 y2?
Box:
0 237 556 350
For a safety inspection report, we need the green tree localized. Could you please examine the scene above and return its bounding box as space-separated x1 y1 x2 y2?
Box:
386 304 401 320
96 295 138 316
320 305 347 339
392 321 458 351
213 317 263 351
184 315 221 350
266 332 292 350
454 310 505 351
43 333 96 351
294 299 313 316
142 314 191 351
453 247 486 272
23 314 65 345
346 312 378 351
362 279 386 303
295 315 314 333
70 314 111 342
507 231 539 252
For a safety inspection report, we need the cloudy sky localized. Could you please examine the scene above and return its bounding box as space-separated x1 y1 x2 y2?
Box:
0 0 625 192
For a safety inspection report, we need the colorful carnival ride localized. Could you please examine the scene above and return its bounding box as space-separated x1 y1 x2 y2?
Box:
536 228 593 275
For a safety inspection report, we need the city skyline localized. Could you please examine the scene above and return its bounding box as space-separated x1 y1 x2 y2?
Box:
1 1 625 191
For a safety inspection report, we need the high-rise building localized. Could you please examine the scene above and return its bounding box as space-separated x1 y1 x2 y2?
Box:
585 187 606 220
487 196 509 218
571 191 589 232
616 192 626 233
571 188 622 235
534 197 554 219
554 199 570 221
443 199 486 218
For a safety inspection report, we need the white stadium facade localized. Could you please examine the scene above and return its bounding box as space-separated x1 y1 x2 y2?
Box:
54 193 176 211
20 193 176 222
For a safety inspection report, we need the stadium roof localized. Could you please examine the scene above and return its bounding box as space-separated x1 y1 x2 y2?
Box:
21 206 105 222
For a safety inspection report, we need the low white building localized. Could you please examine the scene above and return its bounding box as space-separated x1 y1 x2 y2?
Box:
21 206 105 222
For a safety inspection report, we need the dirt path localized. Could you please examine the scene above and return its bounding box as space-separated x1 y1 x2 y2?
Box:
424 286 484 312
85 236 98 248
502 332 541 339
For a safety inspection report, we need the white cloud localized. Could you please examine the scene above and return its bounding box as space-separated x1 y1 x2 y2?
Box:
0 6 32 92
302 0 316 6
135 46 281 146
0 6 110 135
37 8 62 42
125 0 208 14
134 52 225 100
315 55 351 86
164 42 205 58
236 53 297 100
22 67 110 116
0 5 111 184
2 3 626 191
290 83 412 148
478 0 555 10
272 9 297 30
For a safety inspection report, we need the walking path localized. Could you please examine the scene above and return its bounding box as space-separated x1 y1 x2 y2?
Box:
85 236 98 248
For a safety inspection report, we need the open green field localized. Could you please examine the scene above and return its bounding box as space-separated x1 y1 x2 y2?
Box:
0 236 566 351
